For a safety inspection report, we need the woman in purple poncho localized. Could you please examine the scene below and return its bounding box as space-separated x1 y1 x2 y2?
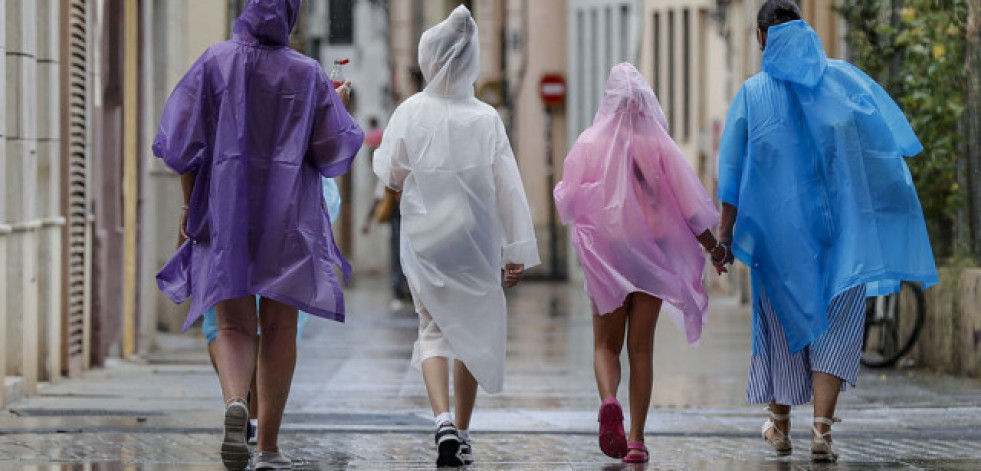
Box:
152 1 363 469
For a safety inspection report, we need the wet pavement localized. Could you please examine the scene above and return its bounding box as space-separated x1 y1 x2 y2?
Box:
2 277 981 470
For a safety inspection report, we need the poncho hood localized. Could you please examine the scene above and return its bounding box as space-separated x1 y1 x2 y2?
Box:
595 62 669 132
762 20 827 87
418 5 479 97
232 0 300 47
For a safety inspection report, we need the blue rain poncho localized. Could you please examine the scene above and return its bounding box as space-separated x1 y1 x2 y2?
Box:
717 20 938 354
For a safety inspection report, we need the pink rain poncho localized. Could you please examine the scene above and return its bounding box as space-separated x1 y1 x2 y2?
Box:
372 6 540 393
153 0 364 330
554 63 719 344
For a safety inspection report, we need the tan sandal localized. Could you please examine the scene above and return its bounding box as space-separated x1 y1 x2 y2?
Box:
761 406 792 456
811 416 841 463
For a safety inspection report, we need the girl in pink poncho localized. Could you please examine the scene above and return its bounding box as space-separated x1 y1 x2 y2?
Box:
554 62 727 464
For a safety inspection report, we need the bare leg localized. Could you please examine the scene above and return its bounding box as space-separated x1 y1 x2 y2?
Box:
422 357 451 417
207 341 218 373
812 371 843 437
766 402 792 440
624 293 661 444
453 360 478 430
593 300 628 400
215 297 259 404
250 337 260 418
254 298 298 453
208 332 259 418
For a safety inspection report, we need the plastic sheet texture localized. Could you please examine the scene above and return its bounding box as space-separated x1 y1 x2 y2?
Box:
154 0 364 330
717 20 938 354
372 6 540 394
554 63 720 345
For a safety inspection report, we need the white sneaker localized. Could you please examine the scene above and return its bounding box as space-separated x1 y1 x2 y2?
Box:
221 399 251 470
254 450 293 469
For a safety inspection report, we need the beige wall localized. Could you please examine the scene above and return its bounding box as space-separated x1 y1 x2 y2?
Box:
508 0 567 229
3 0 65 404
139 0 227 344
640 0 722 175
390 0 421 101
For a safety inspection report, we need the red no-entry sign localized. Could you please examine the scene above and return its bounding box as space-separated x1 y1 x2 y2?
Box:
539 73 566 106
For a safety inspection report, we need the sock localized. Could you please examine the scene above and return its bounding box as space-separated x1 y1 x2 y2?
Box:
458 429 470 442
434 412 454 427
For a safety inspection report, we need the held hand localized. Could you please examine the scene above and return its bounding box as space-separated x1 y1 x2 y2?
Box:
711 258 729 275
504 263 524 288
337 80 352 107
709 243 731 275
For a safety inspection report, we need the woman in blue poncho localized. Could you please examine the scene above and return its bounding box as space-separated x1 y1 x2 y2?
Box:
716 0 938 463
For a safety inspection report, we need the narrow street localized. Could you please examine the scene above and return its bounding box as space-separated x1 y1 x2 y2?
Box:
2 278 980 470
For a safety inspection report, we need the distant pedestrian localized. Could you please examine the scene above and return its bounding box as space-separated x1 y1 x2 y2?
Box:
372 6 540 467
154 0 364 469
554 62 726 464
716 0 938 462
361 117 411 308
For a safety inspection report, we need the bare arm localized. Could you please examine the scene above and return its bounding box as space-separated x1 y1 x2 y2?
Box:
177 171 196 247
696 229 728 275
717 203 738 266
719 203 737 246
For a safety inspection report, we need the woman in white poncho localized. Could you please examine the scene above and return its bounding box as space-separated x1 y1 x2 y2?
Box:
372 6 540 467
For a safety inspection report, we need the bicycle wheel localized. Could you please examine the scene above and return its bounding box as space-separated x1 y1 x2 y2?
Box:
860 282 926 368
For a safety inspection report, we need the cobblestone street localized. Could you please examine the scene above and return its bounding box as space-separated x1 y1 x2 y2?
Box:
2 279 980 470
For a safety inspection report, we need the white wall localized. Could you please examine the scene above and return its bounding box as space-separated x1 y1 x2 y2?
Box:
313 0 393 276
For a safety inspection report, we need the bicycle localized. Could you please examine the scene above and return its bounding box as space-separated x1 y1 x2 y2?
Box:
860 282 926 368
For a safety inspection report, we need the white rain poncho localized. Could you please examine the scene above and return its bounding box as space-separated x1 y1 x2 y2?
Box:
372 5 540 394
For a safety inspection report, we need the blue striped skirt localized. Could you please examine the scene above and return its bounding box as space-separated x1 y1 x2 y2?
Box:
746 284 867 406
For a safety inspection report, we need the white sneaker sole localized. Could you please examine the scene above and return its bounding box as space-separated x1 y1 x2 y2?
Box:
221 403 250 470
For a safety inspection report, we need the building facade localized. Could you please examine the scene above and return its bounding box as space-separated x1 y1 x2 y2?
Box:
2 0 67 405
304 0 393 275
0 0 228 407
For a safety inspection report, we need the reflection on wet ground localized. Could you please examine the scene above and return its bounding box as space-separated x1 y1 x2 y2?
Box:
3 278 981 469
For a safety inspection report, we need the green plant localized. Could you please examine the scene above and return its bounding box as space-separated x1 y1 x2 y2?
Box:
836 0 969 257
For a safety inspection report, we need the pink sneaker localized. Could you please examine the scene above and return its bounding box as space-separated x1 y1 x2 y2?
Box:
597 397 627 458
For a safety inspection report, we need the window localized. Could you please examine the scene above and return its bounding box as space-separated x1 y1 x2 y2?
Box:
683 8 691 141
653 12 660 96
590 8 599 119
620 5 630 61
577 11 586 132
605 7 613 73
668 10 675 134
447 0 474 15
328 0 354 44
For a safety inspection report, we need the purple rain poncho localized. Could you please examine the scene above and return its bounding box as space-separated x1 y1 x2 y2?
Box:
554 63 720 345
153 0 364 331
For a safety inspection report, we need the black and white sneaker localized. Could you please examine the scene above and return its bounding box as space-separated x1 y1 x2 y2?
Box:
459 438 473 465
434 422 464 467
247 419 258 445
